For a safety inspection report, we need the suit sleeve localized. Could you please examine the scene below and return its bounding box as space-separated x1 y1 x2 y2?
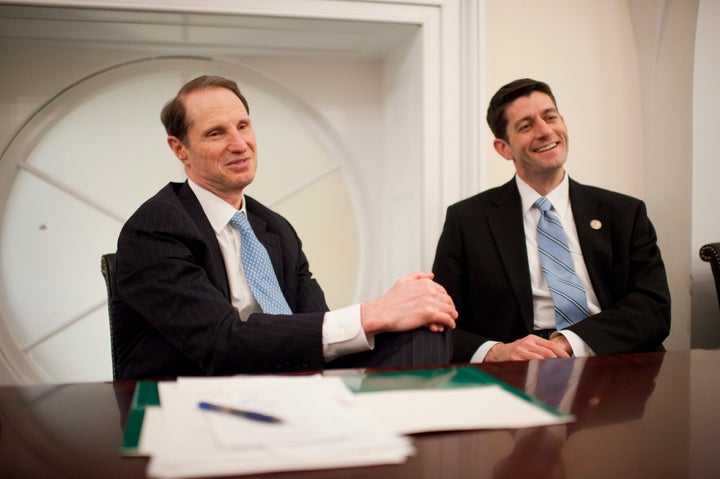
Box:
115 198 326 376
433 206 492 362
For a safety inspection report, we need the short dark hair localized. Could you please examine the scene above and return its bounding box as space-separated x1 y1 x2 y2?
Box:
160 75 250 144
486 78 557 141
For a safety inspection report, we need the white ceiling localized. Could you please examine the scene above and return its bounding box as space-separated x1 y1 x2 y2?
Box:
0 4 418 57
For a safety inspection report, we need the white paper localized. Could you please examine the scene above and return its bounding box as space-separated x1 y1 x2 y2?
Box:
352 385 573 435
139 374 572 478
143 375 413 479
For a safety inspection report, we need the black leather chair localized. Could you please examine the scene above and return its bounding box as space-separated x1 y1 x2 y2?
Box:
699 243 720 310
100 253 119 380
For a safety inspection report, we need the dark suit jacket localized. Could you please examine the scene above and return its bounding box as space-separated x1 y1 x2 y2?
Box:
112 182 329 379
432 177 671 362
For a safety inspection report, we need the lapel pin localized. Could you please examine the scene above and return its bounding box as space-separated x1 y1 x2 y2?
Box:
590 219 602 230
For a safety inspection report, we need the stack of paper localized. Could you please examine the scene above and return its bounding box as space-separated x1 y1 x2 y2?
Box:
139 375 413 478
127 366 574 478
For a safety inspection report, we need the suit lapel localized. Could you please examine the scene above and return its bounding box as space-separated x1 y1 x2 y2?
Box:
569 179 612 306
176 182 231 299
487 180 535 330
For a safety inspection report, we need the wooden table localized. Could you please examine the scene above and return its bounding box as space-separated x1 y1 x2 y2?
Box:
1 349 719 478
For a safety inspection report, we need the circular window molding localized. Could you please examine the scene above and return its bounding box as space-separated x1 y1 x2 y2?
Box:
0 56 364 383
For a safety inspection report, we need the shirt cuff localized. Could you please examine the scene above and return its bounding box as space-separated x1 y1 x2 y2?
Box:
470 341 501 363
552 330 595 357
322 303 374 362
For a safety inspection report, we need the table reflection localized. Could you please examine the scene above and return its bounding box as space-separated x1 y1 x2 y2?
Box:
491 354 663 479
3 350 718 479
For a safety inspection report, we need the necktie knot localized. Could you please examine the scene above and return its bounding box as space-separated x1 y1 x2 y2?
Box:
230 211 251 233
534 197 552 214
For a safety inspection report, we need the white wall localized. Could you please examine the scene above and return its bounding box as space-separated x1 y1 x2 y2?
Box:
637 0 698 351
0 0 467 383
691 0 720 348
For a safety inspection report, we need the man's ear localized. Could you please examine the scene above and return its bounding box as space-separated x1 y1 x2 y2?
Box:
167 136 188 164
493 138 513 161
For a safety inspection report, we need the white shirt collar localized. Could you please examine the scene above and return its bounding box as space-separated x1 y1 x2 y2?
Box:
515 172 570 217
186 178 246 233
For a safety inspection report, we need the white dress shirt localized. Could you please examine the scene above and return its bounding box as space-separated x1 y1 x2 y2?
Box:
471 174 599 362
187 179 373 362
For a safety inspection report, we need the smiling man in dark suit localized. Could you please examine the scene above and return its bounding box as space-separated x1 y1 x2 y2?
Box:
432 78 670 363
112 75 456 379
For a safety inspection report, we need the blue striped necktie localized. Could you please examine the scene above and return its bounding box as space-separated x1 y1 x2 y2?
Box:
534 197 589 329
229 211 292 315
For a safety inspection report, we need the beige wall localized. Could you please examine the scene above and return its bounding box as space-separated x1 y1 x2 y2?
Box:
480 0 703 351
482 0 643 198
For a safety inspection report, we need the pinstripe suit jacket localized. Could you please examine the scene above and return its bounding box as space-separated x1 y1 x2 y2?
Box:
112 182 329 379
432 177 671 362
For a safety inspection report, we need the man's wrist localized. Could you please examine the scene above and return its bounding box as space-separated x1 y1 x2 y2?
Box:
485 343 505 362
471 341 500 363
359 300 384 335
550 332 575 356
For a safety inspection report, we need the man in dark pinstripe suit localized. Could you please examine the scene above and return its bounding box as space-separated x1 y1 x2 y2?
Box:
111 75 456 379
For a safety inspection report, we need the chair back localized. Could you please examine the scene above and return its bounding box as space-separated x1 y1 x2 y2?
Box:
100 253 119 380
699 243 720 311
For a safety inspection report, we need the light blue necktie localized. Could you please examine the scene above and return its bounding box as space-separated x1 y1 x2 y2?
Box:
534 197 589 329
229 211 292 315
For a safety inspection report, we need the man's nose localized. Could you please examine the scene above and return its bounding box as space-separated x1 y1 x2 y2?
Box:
535 119 553 136
228 130 249 150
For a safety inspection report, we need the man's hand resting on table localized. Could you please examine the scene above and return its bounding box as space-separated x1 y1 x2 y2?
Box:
485 334 572 362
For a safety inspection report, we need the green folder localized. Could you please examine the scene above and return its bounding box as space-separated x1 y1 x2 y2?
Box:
121 380 160 455
120 366 570 453
344 365 570 419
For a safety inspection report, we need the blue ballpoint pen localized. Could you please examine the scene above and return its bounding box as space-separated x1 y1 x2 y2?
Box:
198 401 283 424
